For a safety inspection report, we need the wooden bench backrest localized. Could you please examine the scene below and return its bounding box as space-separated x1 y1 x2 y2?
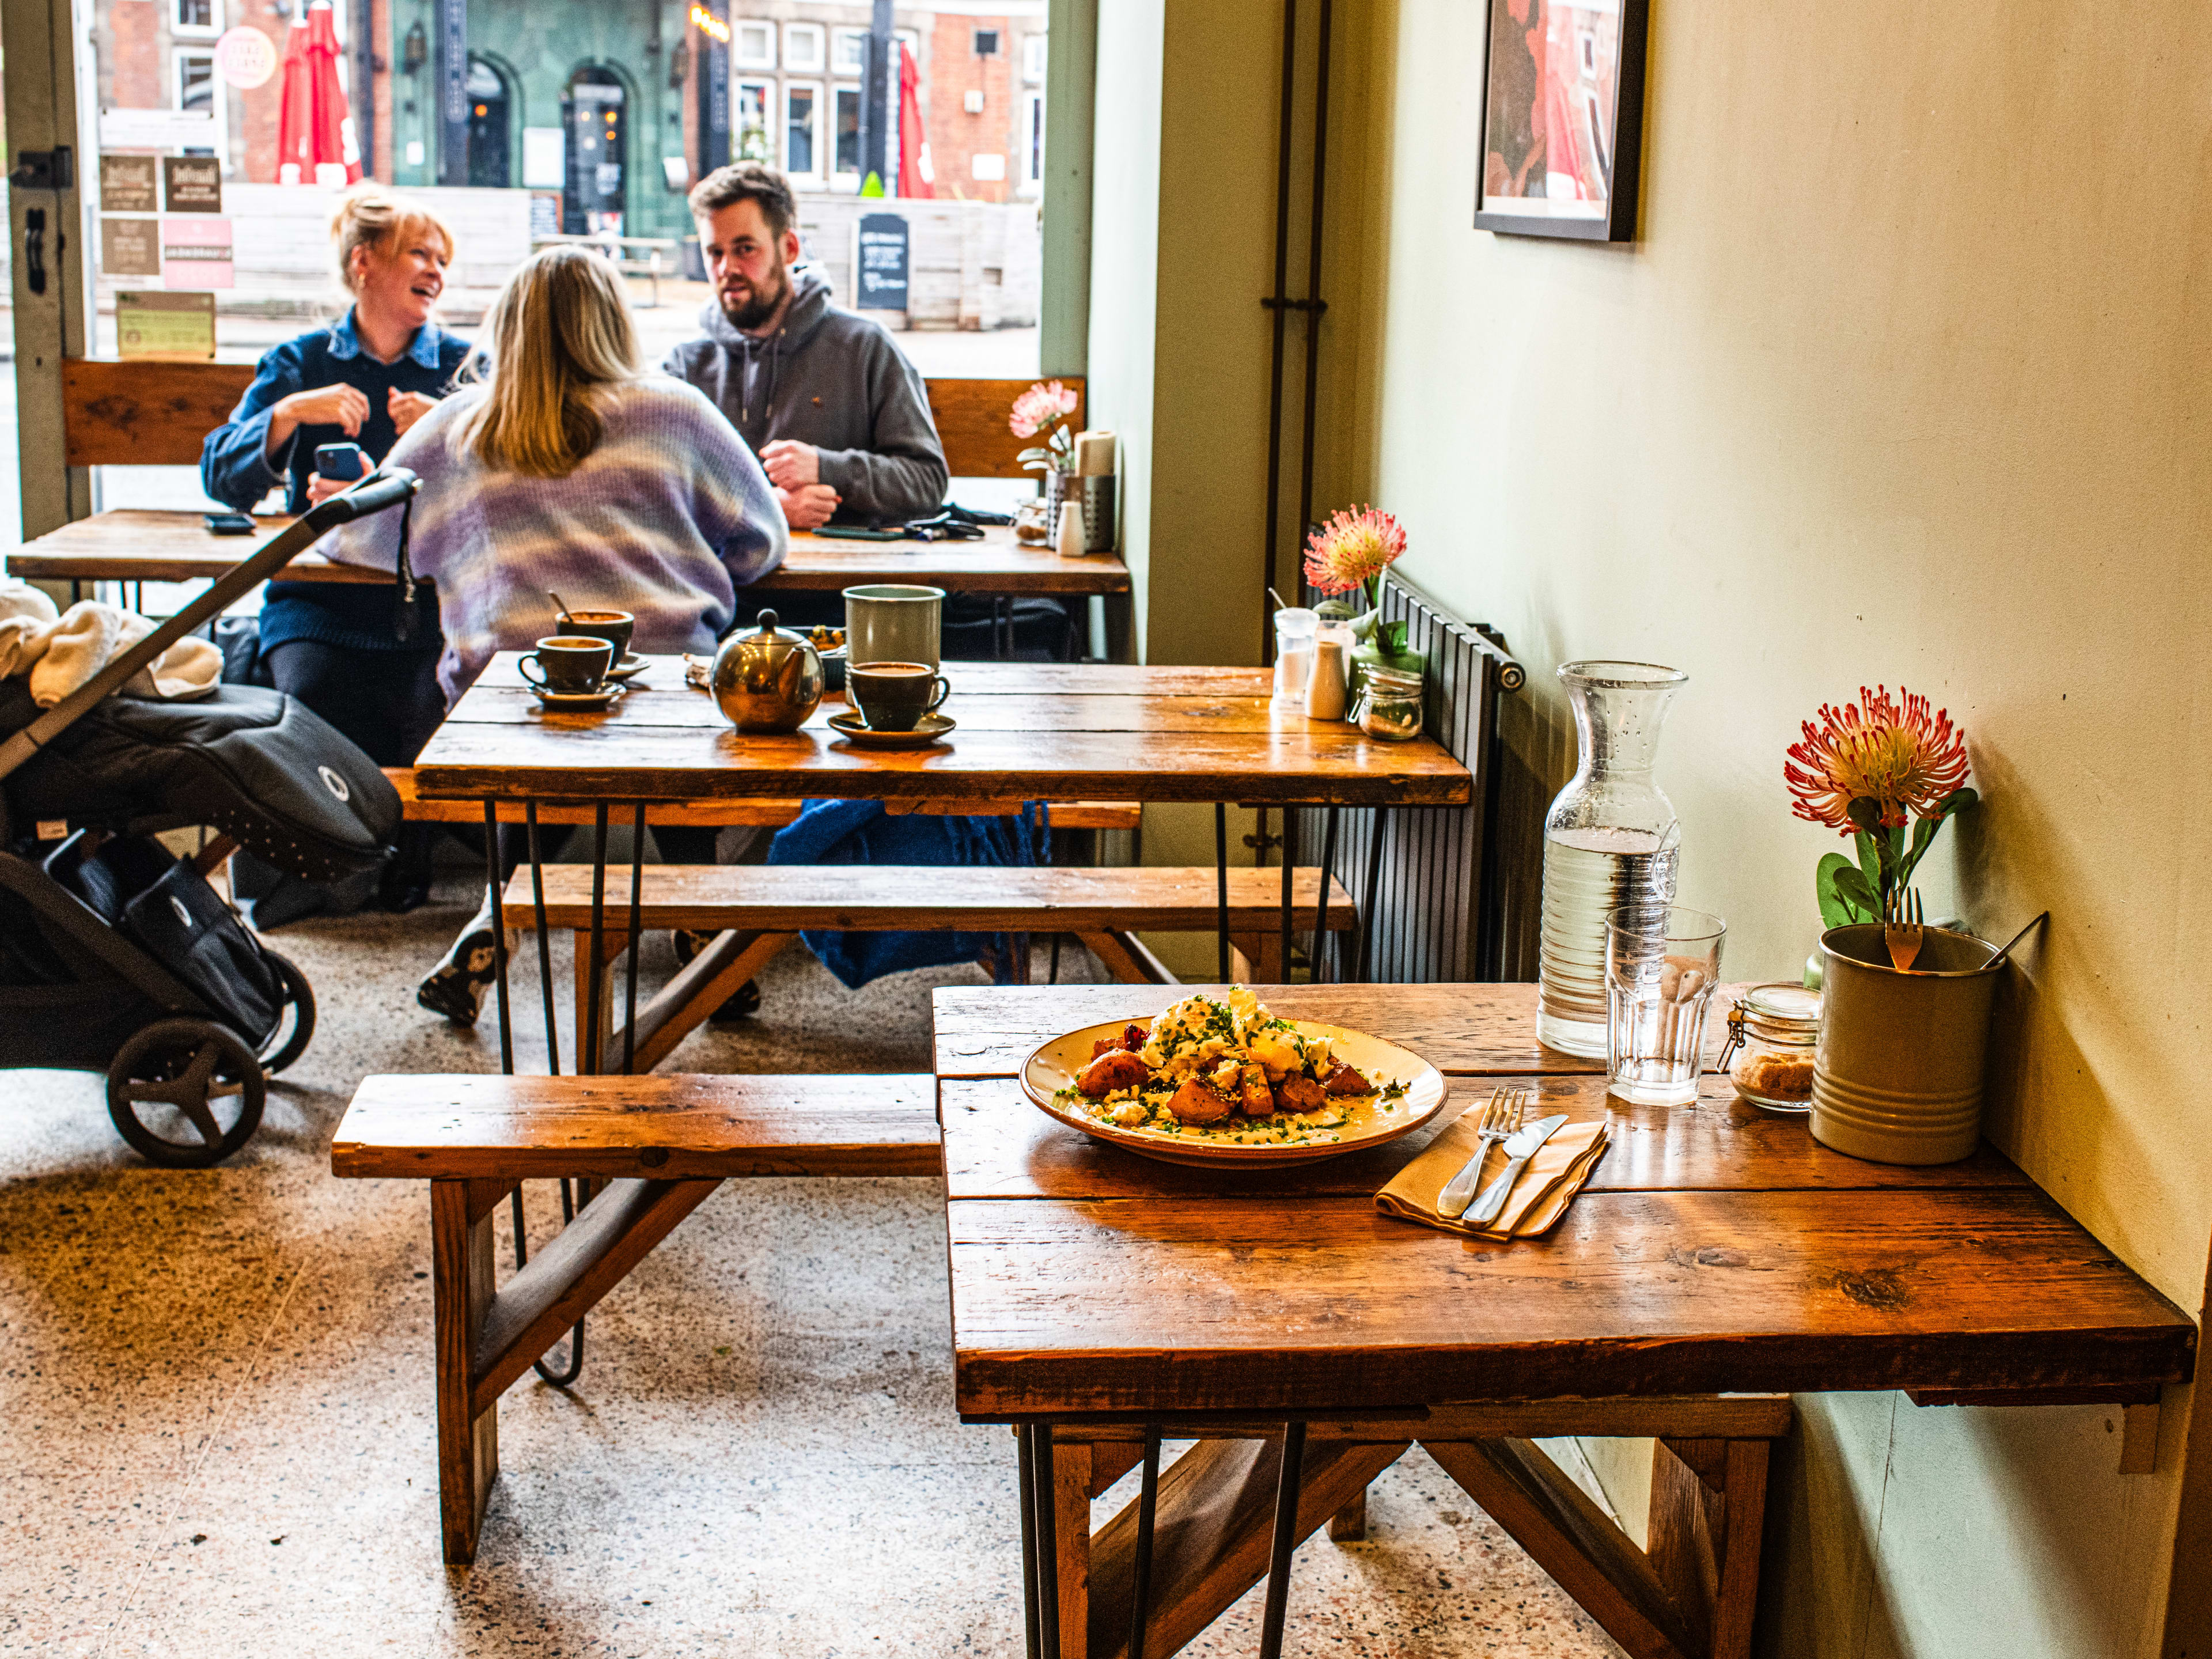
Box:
61 358 1078 480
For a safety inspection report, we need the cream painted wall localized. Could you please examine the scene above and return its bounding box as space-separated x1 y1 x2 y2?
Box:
1342 0 2212 1652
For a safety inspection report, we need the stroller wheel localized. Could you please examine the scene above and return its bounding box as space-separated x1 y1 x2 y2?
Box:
105 1019 268 1168
257 949 317 1074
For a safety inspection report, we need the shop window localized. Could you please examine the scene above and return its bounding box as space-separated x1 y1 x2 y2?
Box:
172 0 220 40
834 85 862 181
785 81 821 180
736 79 774 163
1021 89 1044 193
734 20 775 70
172 50 224 158
784 22 825 74
1022 35 1047 84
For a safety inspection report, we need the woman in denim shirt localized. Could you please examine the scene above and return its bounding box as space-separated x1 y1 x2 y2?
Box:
200 185 469 776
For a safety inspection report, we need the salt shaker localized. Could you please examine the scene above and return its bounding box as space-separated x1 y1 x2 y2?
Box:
1055 501 1085 559
1305 636 1349 721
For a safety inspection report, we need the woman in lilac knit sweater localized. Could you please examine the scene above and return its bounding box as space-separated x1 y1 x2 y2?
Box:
329 245 786 706
330 245 787 1020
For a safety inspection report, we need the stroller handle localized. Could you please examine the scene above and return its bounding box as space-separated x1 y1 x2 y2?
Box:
304 467 420 529
0 469 421 786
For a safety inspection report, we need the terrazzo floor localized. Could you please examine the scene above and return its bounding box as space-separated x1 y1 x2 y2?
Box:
1 870 1627 1658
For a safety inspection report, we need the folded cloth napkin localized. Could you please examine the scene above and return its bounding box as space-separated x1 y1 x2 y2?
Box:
1376 1111 1611 1240
0 596 222 707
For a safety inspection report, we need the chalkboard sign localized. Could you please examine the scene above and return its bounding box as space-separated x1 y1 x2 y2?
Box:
857 212 909 312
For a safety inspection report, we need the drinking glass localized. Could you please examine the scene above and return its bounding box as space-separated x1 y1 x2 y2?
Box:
1605 904 1726 1106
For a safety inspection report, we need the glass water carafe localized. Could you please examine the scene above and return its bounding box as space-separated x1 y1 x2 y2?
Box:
1537 661 1688 1056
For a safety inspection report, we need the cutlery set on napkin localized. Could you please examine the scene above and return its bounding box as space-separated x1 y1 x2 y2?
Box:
1374 1084 1611 1239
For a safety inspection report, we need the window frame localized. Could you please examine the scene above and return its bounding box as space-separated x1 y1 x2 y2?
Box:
171 0 222 41
783 21 826 74
733 20 776 71
1022 34 1047 85
830 26 868 78
783 78 824 182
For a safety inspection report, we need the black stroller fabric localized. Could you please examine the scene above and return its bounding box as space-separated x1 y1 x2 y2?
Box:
0 681 399 882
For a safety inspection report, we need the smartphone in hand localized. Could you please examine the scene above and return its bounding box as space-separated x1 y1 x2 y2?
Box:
315 442 370 482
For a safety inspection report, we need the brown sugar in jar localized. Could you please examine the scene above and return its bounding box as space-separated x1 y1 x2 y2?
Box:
1719 982 1821 1114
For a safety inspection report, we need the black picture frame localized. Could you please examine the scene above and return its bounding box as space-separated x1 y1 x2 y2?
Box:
1472 0 1650 243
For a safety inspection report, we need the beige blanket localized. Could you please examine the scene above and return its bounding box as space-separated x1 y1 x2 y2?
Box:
0 583 221 707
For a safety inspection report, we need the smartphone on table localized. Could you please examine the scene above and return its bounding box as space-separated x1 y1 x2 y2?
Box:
315 442 370 483
203 512 256 535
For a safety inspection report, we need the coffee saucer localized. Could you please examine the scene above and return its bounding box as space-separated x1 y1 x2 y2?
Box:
827 710 955 748
530 683 625 711
604 655 650 682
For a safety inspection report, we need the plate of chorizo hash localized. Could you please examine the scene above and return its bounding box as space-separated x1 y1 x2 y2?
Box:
1020 986 1447 1167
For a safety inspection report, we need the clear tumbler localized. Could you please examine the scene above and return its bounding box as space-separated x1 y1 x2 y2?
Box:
1605 904 1726 1106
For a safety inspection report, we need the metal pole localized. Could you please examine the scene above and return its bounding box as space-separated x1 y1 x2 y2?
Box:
1278 809 1298 982
1257 1421 1308 1659
1035 1426 1062 1659
527 802 559 1075
1215 803 1231 981
1293 0 1334 540
622 801 644 1075
1357 806 1388 983
1313 805 1339 984
861 0 894 185
1128 1425 1162 1659
585 804 609 1074
1017 1427 1042 1658
483 800 513 1074
1258 0 1300 665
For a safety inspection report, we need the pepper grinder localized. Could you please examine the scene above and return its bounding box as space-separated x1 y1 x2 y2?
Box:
1305 635 1349 721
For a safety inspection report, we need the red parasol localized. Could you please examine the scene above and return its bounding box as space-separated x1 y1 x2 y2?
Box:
896 40 933 199
275 1 361 186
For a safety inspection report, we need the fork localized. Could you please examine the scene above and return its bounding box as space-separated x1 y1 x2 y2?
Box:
1884 887 1925 972
1437 1085 1529 1219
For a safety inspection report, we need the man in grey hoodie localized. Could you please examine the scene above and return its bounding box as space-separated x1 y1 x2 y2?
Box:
664 163 948 531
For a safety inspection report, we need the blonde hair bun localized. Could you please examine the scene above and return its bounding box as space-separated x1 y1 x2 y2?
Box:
330 183 457 295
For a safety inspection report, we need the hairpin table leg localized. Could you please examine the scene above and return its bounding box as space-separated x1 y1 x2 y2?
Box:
483 801 513 1074
1257 1421 1308 1659
1357 807 1389 984
1313 806 1339 984
1017 1427 1042 1659
1034 1425 1062 1659
1215 804 1230 982
1128 1424 1162 1659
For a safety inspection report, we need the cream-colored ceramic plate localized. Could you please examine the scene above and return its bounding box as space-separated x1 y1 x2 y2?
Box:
1021 1017 1446 1167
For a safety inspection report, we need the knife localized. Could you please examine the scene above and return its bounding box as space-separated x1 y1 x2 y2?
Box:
1464 1113 1570 1227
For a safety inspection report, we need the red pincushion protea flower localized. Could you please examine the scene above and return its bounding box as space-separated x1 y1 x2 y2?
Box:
1009 380 1081 440
1785 686 1969 832
1302 506 1407 596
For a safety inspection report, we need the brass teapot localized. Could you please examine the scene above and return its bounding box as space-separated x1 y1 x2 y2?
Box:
710 608 823 733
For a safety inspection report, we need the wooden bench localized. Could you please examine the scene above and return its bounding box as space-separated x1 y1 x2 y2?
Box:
331 1070 941 1565
502 863 1357 1073
382 768 1144 833
63 361 1080 479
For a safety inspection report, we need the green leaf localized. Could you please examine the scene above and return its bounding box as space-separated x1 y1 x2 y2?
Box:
1846 797 1884 834
1816 853 1861 929
1377 619 1410 656
1854 828 1885 892
1938 786 1978 817
1832 863 1878 919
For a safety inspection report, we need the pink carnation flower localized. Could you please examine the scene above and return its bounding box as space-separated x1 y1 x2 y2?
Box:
1302 506 1407 596
1009 380 1081 440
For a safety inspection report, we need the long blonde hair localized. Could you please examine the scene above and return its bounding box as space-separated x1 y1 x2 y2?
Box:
329 183 455 294
457 247 641 477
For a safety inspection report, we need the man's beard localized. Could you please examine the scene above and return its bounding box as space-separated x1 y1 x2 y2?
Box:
719 259 789 331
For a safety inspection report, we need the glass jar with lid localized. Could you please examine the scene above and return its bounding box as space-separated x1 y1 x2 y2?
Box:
1717 982 1821 1112
1353 666 1424 741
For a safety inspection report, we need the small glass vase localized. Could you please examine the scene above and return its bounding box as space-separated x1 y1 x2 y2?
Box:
1349 637 1425 706
1536 661 1688 1056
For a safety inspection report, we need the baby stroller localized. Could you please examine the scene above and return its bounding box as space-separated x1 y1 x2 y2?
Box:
0 472 418 1166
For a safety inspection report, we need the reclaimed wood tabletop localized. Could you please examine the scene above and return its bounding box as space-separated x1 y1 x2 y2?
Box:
4 510 1130 594
934 979 2195 1420
412 654 1472 807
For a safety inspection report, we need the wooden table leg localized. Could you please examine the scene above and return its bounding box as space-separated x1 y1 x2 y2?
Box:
1422 1435 1775 1659
1327 1488 1368 1542
432 1177 510 1566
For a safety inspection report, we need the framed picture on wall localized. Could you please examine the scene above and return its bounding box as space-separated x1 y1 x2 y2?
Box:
1474 0 1650 241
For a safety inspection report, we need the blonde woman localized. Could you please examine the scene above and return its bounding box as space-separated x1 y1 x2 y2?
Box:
328 244 786 1020
201 184 464 767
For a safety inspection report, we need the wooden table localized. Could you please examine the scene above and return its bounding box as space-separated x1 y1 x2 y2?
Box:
934 980 2196 1659
415 656 1470 809
3 511 1132 608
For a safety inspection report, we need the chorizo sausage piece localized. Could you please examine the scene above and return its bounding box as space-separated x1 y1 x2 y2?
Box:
1077 1049 1153 1097
1168 1079 1237 1123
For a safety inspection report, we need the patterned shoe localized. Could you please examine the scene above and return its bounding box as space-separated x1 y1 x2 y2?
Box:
668 929 763 1023
417 919 501 1025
